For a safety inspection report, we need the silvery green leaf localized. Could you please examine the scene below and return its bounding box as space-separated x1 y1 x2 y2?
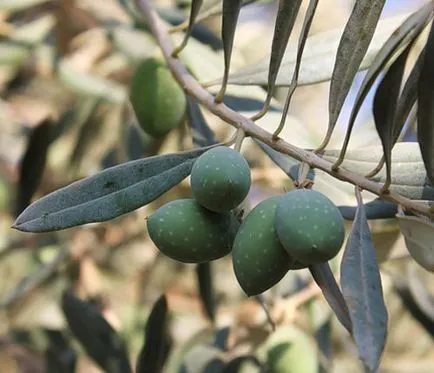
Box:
259 0 302 113
397 212 434 272
323 143 434 200
324 0 386 149
335 3 433 165
215 0 243 101
13 148 211 232
207 13 411 87
341 189 388 372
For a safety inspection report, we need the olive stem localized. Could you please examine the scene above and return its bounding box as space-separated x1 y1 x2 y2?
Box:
133 0 432 220
234 128 246 153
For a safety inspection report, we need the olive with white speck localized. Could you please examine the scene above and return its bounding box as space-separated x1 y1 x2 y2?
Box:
147 199 240 263
190 146 251 212
275 189 345 264
232 196 306 296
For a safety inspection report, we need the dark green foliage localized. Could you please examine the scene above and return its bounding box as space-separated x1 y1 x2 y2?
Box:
15 118 53 217
147 198 239 263
136 295 171 373
196 262 216 323
418 17 434 185
190 146 251 213
129 58 186 138
61 290 132 373
340 189 388 372
275 189 345 264
232 196 306 296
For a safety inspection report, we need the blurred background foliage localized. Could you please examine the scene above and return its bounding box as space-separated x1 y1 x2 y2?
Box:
0 0 433 372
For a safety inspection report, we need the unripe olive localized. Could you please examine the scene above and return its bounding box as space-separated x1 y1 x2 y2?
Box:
147 199 239 263
275 189 345 264
190 146 251 213
129 58 186 138
232 196 306 296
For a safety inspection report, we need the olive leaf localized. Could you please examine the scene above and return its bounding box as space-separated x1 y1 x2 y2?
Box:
173 0 204 55
215 0 243 102
196 262 216 323
275 0 319 136
418 13 434 186
13 147 213 232
253 0 302 119
186 96 217 148
136 295 171 373
61 290 132 373
323 143 434 201
206 13 410 88
309 263 352 334
44 330 77 373
321 0 386 150
396 212 434 273
373 39 414 189
332 3 434 166
340 188 388 373
394 47 425 143
15 118 54 217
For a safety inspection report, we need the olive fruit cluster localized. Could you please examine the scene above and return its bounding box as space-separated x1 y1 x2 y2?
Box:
232 189 345 296
145 145 345 297
146 146 251 263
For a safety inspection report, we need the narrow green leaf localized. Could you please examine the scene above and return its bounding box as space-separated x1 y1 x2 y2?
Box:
13 148 212 232
61 290 132 373
275 0 319 137
254 0 302 119
323 143 434 201
136 295 171 373
215 0 243 102
44 330 77 373
333 3 434 165
394 48 425 143
309 263 352 334
340 188 388 372
397 212 434 273
15 118 54 218
196 262 216 323
322 0 386 150
418 16 434 185
186 96 217 147
373 40 414 189
208 14 411 87
173 0 204 55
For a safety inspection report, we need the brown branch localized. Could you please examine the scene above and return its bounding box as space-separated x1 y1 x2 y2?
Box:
134 0 432 219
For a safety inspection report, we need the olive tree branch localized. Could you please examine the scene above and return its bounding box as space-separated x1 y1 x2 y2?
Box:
134 0 432 219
